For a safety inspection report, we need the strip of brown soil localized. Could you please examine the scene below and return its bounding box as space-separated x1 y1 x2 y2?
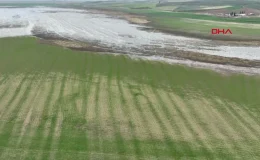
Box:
214 40 260 46
38 39 114 52
38 38 260 68
163 49 260 68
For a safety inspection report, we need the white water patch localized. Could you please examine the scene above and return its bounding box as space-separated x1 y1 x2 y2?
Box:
132 55 260 75
196 46 260 60
0 7 260 61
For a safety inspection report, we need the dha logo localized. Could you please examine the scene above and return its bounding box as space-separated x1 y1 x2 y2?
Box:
211 28 233 35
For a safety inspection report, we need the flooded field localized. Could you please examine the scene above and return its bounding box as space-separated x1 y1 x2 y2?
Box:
1 29 260 160
0 7 260 62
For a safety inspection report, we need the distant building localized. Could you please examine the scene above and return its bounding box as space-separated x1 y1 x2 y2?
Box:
229 11 247 17
237 14 246 16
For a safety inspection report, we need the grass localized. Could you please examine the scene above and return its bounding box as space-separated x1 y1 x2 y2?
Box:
89 2 260 24
0 37 260 159
126 10 260 38
147 17 260 38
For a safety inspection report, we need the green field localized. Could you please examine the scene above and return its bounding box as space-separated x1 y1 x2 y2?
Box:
85 1 260 40
125 10 260 39
0 37 260 159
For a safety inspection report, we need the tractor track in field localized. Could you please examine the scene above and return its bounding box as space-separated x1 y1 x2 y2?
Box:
0 73 260 159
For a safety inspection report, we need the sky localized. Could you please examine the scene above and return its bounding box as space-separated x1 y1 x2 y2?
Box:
0 0 89 2
0 0 149 1
0 0 151 3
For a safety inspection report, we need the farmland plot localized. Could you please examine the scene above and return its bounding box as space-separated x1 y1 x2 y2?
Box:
0 73 260 159
0 37 260 159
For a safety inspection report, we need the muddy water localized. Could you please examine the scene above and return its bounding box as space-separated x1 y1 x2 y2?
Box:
0 7 260 62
